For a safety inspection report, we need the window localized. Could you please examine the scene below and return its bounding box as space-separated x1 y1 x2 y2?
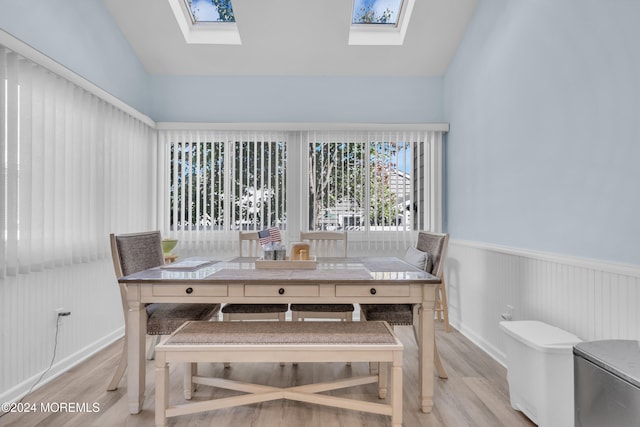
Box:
168 0 241 44
305 131 440 233
159 128 444 255
164 131 286 233
352 0 404 25
348 0 415 45
185 0 235 23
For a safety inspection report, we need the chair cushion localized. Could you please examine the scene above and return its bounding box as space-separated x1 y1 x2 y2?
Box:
404 247 433 272
221 304 288 314
360 304 414 326
146 303 220 336
290 304 355 313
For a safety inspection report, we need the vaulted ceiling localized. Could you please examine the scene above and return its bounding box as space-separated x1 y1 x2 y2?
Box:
103 0 478 76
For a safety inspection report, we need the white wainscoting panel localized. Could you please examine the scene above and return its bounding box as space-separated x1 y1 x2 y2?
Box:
446 240 640 366
0 258 124 404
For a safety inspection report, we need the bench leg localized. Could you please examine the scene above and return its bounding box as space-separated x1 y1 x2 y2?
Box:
391 351 403 427
155 353 168 427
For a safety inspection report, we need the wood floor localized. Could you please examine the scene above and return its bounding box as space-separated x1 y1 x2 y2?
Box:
0 323 535 427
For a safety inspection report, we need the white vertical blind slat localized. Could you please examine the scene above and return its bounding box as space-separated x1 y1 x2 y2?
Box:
17 59 33 274
0 48 6 278
5 52 19 276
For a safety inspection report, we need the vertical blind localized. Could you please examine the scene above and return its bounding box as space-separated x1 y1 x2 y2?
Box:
157 128 442 255
305 130 443 251
0 45 156 278
157 130 287 252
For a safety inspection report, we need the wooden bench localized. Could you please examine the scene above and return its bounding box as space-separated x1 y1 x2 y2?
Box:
155 320 404 427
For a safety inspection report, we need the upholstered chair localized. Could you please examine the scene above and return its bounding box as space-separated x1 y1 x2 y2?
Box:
360 231 450 379
107 231 220 391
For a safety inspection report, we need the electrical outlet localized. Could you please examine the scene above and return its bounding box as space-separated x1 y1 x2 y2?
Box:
55 308 71 325
501 305 514 321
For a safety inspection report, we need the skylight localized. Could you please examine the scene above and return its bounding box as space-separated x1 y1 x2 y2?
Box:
349 0 415 46
185 0 235 23
168 0 241 44
352 0 403 26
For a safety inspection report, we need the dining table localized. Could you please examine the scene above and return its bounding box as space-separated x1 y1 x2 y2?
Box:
117 256 441 415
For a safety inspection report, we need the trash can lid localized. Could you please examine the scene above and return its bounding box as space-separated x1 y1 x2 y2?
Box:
574 340 640 388
500 320 581 353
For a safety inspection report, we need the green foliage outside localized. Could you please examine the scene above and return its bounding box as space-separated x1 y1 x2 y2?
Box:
170 141 285 231
309 141 406 231
354 7 393 24
170 140 404 232
211 0 234 22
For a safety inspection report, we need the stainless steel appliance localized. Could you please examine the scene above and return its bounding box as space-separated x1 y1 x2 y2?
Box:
574 340 640 427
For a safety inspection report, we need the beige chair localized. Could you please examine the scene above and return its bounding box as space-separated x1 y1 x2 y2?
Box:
220 231 288 321
107 231 221 391
360 231 450 379
290 231 354 321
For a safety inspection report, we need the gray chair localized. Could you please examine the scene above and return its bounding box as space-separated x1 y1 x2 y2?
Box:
220 231 288 321
360 231 450 379
107 231 220 391
290 231 354 321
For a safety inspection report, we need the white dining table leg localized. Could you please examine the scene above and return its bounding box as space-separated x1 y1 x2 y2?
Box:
127 284 146 414
419 284 436 413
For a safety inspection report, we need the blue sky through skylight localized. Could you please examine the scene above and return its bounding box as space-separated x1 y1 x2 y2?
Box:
186 0 235 23
352 0 403 25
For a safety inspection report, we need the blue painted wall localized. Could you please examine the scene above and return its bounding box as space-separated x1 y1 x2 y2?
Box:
444 0 640 264
0 0 149 114
149 75 443 123
5 0 637 264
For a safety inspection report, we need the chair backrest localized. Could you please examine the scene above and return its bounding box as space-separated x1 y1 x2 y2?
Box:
416 231 449 278
110 231 165 324
299 231 348 257
239 231 261 257
110 231 165 278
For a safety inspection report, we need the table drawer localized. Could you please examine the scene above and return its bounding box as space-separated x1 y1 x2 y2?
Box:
244 285 319 297
335 284 411 297
152 284 228 297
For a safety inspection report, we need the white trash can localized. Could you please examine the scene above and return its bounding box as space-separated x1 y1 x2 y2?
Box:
500 320 582 427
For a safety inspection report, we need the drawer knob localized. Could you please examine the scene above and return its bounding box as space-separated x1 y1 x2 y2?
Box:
185 287 193 294
370 288 377 295
278 288 285 295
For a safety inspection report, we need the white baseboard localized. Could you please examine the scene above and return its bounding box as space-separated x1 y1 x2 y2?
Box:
0 327 124 405
449 318 507 369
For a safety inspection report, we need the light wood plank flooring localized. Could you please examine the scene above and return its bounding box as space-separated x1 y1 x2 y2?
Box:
0 324 534 427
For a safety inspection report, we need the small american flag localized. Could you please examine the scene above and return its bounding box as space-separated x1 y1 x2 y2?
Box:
258 227 282 245
268 227 281 243
258 229 271 246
